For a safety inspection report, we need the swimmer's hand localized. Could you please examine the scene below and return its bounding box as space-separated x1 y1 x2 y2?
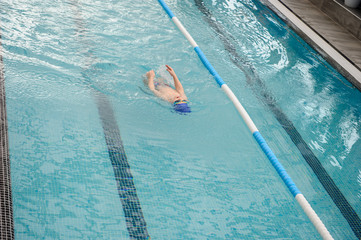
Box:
146 70 155 79
166 65 176 77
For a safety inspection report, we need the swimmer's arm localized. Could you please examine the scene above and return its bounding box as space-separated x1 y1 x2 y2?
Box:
146 72 169 101
147 70 161 95
166 65 185 94
147 70 156 92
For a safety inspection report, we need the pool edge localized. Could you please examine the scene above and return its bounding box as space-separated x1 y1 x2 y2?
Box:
263 0 361 91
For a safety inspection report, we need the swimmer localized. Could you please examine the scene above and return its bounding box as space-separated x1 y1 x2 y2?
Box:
146 65 191 113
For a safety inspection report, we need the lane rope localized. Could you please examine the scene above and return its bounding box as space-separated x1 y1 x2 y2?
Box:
157 1 333 239
193 1 361 238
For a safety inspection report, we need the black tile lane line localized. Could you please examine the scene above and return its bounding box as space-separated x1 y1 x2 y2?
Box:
0 27 14 240
70 1 149 239
194 0 361 238
96 93 150 240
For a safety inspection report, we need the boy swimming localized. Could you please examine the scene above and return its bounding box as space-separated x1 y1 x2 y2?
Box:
146 65 191 113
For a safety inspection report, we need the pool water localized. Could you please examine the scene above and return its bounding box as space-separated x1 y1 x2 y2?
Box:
1 0 361 239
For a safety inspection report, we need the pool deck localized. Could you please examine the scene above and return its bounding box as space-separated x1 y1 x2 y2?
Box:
264 0 361 90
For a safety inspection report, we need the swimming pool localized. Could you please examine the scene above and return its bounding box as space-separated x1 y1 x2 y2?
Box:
1 0 361 239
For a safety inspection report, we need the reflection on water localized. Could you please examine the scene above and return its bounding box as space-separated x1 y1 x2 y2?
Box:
2 0 361 239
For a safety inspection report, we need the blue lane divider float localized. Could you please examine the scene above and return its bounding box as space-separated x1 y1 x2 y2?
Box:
157 0 333 239
253 131 301 197
194 47 225 87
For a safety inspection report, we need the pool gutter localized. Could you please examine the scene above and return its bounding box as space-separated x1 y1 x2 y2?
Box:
264 0 361 90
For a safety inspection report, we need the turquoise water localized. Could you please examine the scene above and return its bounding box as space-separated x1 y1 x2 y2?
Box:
1 0 361 239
